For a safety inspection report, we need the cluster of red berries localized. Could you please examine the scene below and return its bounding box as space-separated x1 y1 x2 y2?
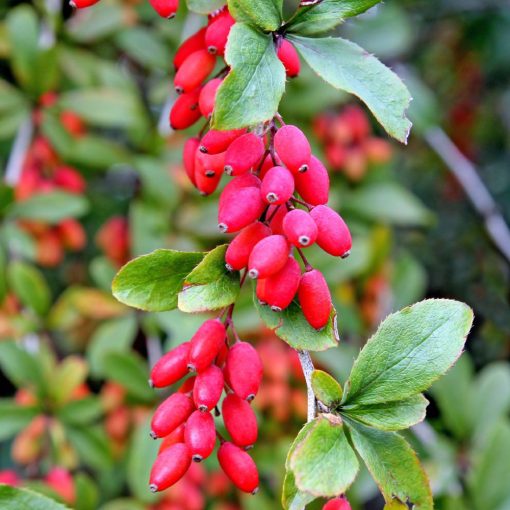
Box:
70 0 179 20
148 319 263 495
314 105 392 181
169 7 299 132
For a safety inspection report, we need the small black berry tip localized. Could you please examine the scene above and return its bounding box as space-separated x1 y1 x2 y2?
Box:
149 430 158 440
192 454 203 462
298 164 308 173
199 145 208 153
166 12 176 19
225 263 233 272
246 393 255 402
148 379 154 388
187 363 196 372
198 405 208 412
244 444 254 450
266 192 278 203
298 236 310 246
218 223 228 233
224 165 233 175
341 250 351 259
149 484 158 493
207 46 218 55
251 487 259 495
175 86 184 94
248 269 258 279
271 305 282 312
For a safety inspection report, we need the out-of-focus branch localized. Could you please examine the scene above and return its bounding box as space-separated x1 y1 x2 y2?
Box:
424 127 510 264
297 350 316 422
4 117 33 186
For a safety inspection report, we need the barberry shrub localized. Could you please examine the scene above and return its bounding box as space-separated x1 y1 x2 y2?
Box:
60 0 475 508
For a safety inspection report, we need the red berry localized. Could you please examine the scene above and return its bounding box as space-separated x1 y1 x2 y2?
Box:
205 12 235 56
151 393 194 439
150 342 191 388
256 256 301 311
185 410 216 462
267 204 288 235
193 364 224 411
174 50 216 94
294 155 329 205
298 269 332 330
188 319 226 373
200 128 246 154
222 393 258 448
277 39 300 78
274 125 311 173
310 205 352 257
183 137 200 185
158 424 186 453
258 152 276 179
323 497 352 510
194 163 223 196
70 0 101 8
148 0 179 18
217 442 259 494
224 342 262 400
53 166 86 194
283 209 318 247
247 234 289 279
225 222 271 271
199 78 222 118
178 376 196 394
149 443 191 492
218 186 265 233
57 219 86 251
169 88 202 130
219 174 261 210
174 27 207 70
260 166 294 204
224 133 265 176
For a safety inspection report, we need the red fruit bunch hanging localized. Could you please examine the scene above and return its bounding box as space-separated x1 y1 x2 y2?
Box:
148 319 262 495
314 104 393 181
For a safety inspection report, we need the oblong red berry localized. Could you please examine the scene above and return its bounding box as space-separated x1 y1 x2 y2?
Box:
274 125 311 173
260 166 294 204
258 152 275 179
183 137 199 186
199 78 222 118
200 128 246 154
256 256 300 311
224 133 265 176
70 0 101 8
217 442 259 494
188 319 226 373
195 150 225 178
277 39 300 78
148 0 179 18
295 155 329 206
225 222 271 271
149 443 191 492
267 204 287 235
158 424 186 453
218 187 265 234
151 393 194 438
170 89 201 130
247 235 289 279
298 269 332 330
310 205 352 257
194 166 222 196
323 497 352 510
219 174 261 210
150 342 191 388
53 166 86 194
283 209 318 247
174 27 206 70
205 12 235 56
174 50 216 94
222 393 258 448
224 342 262 400
193 364 224 411
185 410 216 462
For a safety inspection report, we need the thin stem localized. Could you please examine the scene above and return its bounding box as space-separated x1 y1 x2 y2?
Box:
297 350 316 422
290 197 312 210
265 204 282 224
296 246 313 272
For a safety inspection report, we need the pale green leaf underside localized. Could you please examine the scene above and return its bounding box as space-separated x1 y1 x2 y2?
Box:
343 394 428 431
311 370 343 407
255 296 339 351
289 35 412 143
290 414 359 497
343 299 473 406
287 0 382 36
212 23 286 130
0 485 71 510
187 0 225 14
347 420 433 509
112 249 204 312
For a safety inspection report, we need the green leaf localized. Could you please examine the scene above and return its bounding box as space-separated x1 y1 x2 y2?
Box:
115 28 168 70
112 249 204 312
0 247 7 303
287 0 381 36
255 297 338 351
311 370 343 407
7 261 51 316
57 396 103 426
74 473 100 510
281 471 315 510
0 485 70 510
231 0 282 31
343 299 473 406
289 35 412 143
346 420 433 509
7 192 89 224
88 315 138 378
178 245 240 313
342 394 428 431
212 23 286 130
0 342 44 392
187 0 225 14
126 417 159 504
102 351 153 403
66 424 113 472
51 356 88 405
289 414 358 497
343 183 433 226
0 399 39 441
